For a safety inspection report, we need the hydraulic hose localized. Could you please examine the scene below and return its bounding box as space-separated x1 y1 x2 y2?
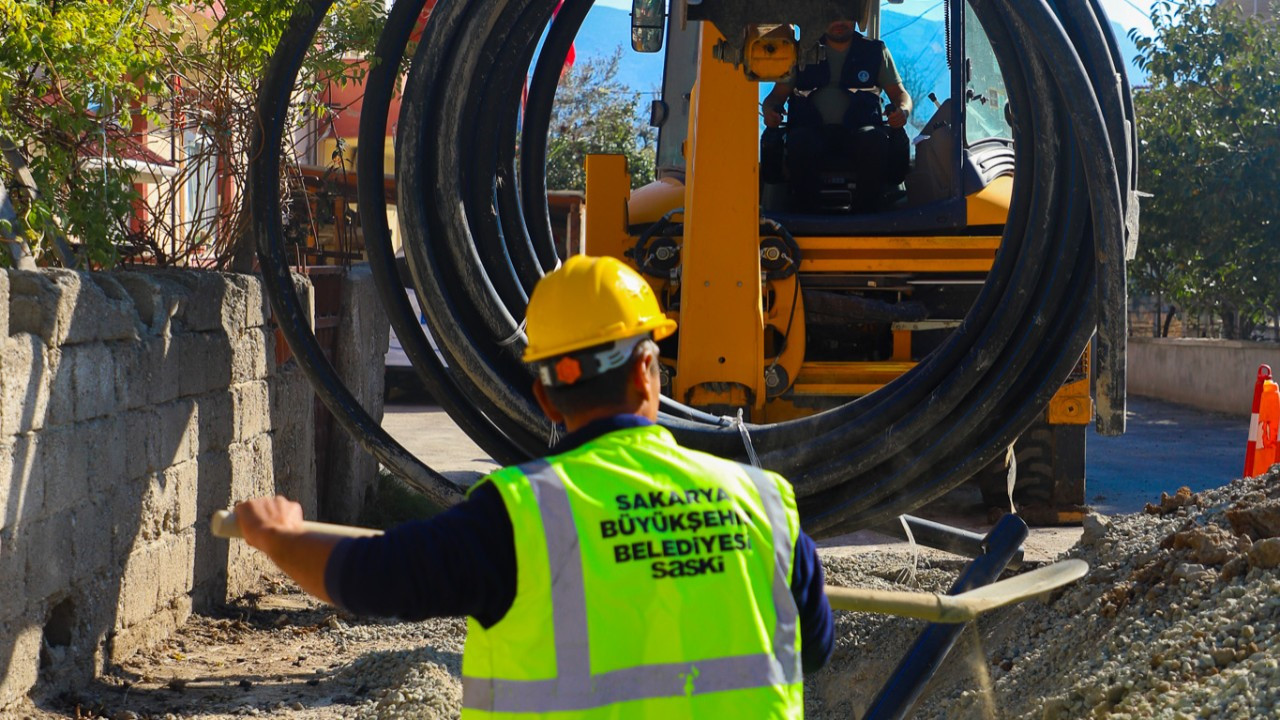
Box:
252 0 1137 535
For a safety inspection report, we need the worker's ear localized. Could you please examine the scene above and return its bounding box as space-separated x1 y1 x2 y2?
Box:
632 342 661 398
532 380 565 425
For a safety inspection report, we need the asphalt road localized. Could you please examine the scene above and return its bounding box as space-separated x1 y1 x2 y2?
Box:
380 394 1251 561
1086 395 1247 514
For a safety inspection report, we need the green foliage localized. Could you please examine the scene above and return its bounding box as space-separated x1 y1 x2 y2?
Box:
1129 0 1280 339
0 0 174 263
544 50 657 192
0 0 384 268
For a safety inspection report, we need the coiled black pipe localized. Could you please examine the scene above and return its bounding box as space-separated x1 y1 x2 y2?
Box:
252 0 1136 535
247 0 464 507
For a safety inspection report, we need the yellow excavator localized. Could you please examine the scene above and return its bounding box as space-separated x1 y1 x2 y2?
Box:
583 0 1093 522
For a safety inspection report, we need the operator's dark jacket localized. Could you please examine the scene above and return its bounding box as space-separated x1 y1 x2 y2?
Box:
324 415 834 674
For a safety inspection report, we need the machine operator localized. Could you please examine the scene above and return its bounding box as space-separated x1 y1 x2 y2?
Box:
762 18 913 213
233 255 834 717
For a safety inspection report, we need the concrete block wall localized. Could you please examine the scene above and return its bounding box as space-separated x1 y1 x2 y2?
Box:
322 264 390 524
0 269 316 709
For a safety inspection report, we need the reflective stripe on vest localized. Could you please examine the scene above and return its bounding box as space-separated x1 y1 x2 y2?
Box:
462 460 799 713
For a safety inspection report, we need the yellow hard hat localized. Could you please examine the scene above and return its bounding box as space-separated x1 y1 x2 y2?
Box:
523 255 677 364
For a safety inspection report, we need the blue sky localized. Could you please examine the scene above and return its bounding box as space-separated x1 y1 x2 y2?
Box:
590 0 1157 35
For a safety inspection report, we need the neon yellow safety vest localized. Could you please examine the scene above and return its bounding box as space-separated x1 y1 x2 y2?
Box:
461 425 803 719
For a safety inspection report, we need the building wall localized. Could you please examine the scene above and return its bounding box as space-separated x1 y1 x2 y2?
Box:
0 269 321 709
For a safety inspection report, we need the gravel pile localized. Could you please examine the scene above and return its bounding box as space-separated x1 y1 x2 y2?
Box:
812 469 1280 719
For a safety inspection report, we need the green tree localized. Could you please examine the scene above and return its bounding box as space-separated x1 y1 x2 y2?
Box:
544 49 656 192
1129 0 1280 339
0 0 384 269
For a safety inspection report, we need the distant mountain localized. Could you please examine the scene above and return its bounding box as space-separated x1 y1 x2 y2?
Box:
572 6 1147 103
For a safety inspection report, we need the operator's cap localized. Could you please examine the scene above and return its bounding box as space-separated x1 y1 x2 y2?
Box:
524 255 676 386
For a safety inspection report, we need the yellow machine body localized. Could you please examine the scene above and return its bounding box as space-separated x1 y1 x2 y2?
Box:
580 9 1091 519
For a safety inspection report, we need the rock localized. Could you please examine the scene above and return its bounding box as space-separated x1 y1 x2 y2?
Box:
1247 537 1280 569
1146 487 1199 515
1226 500 1280 540
1082 513 1112 546
1172 563 1214 583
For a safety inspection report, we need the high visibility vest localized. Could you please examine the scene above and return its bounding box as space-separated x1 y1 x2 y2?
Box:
461 425 804 719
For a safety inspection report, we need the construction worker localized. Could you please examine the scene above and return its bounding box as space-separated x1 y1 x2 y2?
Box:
762 18 913 212
233 255 833 716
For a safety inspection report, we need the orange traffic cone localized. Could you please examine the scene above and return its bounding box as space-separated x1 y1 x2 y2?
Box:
1244 364 1280 477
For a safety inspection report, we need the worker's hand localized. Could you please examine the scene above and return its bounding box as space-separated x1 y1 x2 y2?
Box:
762 104 784 128
886 105 909 129
234 495 305 554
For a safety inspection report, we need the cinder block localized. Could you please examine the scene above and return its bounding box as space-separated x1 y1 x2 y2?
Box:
0 622 42 709
45 346 75 427
232 380 271 441
104 475 150 566
157 530 196 605
72 499 115 578
119 338 162 409
155 398 198 468
6 270 60 343
63 270 138 344
39 424 90 517
116 539 163 628
269 365 317 514
4 434 44 526
87 274 145 341
163 460 199 531
133 474 169 544
229 326 270 384
196 391 235 454
160 270 244 334
71 342 119 421
154 336 181 404
229 435 277 502
175 332 233 398
1 333 51 435
114 271 176 337
228 273 270 329
24 508 73 601
82 416 127 488
108 593 189 664
123 409 159 480
5 269 137 347
227 441 256 500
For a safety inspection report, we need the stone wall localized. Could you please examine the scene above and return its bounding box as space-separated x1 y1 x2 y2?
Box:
0 269 320 708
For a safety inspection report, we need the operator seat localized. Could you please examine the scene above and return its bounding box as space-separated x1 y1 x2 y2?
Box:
759 122 910 214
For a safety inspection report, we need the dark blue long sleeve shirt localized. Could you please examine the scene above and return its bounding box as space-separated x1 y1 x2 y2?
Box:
325 416 834 674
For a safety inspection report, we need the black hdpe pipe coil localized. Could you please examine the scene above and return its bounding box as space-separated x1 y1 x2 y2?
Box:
252 0 1136 535
248 0 465 507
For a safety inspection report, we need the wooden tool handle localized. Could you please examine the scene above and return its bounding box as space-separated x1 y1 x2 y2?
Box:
210 510 386 540
824 586 974 623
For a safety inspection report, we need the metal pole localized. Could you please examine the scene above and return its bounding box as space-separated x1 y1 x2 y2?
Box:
862 513 1030 720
